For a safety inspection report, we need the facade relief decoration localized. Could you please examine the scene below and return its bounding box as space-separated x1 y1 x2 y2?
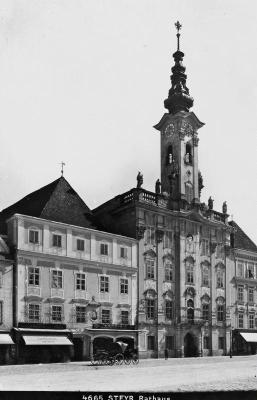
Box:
184 255 195 264
184 286 196 298
216 296 225 305
163 122 175 137
162 282 172 293
136 225 146 240
186 234 195 254
144 279 156 292
201 293 210 303
143 249 157 258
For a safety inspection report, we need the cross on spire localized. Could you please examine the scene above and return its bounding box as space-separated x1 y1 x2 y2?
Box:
174 20 182 51
60 161 65 176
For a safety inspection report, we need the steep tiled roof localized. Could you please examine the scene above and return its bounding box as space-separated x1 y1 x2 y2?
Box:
229 221 257 253
0 177 96 233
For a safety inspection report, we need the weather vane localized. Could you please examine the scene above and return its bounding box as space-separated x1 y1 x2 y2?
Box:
174 20 182 51
61 161 65 176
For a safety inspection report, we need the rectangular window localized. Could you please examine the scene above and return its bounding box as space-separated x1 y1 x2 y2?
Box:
217 270 224 288
76 273 86 291
165 263 173 281
146 228 155 245
146 299 155 319
121 310 129 325
249 288 254 304
120 247 128 259
76 306 86 323
238 286 244 302
165 336 174 350
120 278 128 294
164 231 173 248
28 304 40 322
29 230 39 244
201 239 209 256
202 269 209 287
238 313 244 329
100 243 108 256
77 239 85 251
101 309 111 324
203 336 210 349
249 314 254 329
186 264 194 284
51 305 63 322
51 270 63 289
237 262 244 277
100 276 109 293
202 304 209 321
28 267 40 286
218 337 224 350
146 259 155 280
53 234 62 248
246 263 255 279
165 301 173 320
147 336 155 350
217 305 224 322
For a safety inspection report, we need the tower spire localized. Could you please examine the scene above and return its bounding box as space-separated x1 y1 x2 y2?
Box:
164 21 194 114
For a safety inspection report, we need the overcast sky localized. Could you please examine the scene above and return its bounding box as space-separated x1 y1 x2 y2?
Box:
0 0 256 243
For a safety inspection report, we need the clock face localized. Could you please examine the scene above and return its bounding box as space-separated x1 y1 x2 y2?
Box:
164 123 175 137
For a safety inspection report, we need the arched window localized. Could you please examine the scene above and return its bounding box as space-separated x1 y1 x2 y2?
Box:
187 299 194 321
144 289 157 320
185 143 192 164
202 266 210 287
166 145 173 165
185 183 193 203
216 268 224 288
186 260 194 284
217 305 224 322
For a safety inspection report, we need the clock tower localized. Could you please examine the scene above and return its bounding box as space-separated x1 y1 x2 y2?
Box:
154 22 204 210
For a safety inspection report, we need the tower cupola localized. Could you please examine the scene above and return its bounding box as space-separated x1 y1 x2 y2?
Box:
164 21 194 114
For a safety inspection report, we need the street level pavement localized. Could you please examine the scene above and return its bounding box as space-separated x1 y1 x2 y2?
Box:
0 355 257 392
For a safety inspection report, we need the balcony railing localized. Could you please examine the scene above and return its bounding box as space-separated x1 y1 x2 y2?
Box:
92 323 135 330
119 188 168 209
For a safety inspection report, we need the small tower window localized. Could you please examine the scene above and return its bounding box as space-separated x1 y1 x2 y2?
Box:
185 143 192 164
185 183 193 203
166 145 173 165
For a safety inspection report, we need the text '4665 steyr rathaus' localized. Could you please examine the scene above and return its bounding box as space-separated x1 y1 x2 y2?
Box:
0 22 256 364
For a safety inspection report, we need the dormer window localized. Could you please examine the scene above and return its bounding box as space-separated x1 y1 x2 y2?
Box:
166 145 173 165
29 230 39 244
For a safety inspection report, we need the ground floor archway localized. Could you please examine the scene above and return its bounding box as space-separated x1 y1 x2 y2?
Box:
184 332 198 357
93 337 114 353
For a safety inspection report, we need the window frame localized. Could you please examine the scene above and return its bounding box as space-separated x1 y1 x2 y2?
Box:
28 303 40 322
51 270 63 289
101 309 111 324
120 246 128 259
248 287 254 304
51 305 63 322
99 275 109 293
217 304 224 322
216 269 224 288
28 266 40 287
146 298 155 320
249 313 254 329
186 262 194 284
165 300 173 320
120 278 128 295
202 267 210 287
76 305 86 323
76 273 86 291
202 303 209 321
145 258 155 280
238 313 244 329
0 301 3 324
100 243 109 256
28 229 39 244
77 239 85 252
237 285 244 302
52 233 62 248
147 335 155 350
121 310 129 325
164 261 173 282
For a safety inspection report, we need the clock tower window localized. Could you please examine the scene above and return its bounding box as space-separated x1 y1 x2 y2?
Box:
185 143 192 164
166 145 174 165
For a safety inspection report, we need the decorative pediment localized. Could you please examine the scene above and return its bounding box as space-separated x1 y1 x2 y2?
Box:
184 286 196 297
201 260 211 268
201 293 210 303
143 288 157 298
216 296 225 304
162 290 174 300
143 249 157 258
163 253 174 262
215 262 225 270
184 255 195 264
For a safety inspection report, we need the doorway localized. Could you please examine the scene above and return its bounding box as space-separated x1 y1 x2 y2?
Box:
184 332 198 357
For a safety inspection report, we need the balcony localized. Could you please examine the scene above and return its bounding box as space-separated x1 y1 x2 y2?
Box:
119 188 168 209
92 323 135 330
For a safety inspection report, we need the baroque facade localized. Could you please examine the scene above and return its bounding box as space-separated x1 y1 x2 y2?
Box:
93 26 257 358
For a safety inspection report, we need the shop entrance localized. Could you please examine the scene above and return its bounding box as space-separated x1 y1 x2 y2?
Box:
184 332 198 357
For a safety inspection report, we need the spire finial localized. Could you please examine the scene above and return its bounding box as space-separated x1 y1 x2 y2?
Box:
175 21 182 51
60 161 65 176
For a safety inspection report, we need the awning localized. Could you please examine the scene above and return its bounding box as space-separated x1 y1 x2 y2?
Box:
240 332 257 343
0 334 14 345
22 335 73 346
